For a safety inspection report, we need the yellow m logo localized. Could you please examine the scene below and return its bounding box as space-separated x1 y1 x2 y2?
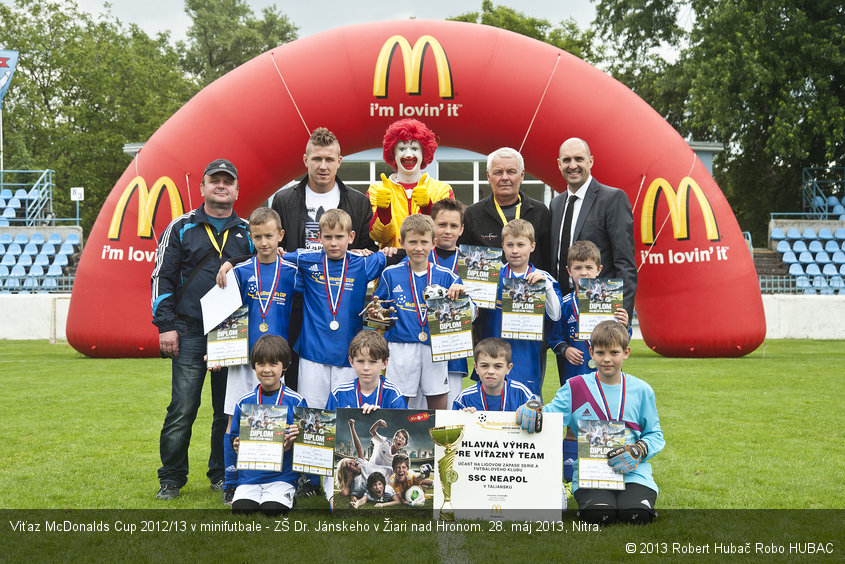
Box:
491 504 503 516
373 34 453 98
640 177 720 245
108 176 183 240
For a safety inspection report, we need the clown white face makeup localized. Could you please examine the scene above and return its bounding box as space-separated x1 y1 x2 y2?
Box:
394 140 423 181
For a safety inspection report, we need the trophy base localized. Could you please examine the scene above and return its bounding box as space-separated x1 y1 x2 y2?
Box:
438 502 456 521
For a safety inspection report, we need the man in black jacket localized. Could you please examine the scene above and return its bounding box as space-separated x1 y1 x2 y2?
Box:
269 128 377 393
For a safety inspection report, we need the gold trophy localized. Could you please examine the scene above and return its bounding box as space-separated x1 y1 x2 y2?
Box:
429 425 465 521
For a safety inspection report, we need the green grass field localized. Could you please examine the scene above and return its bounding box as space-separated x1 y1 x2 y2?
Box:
2 339 843 562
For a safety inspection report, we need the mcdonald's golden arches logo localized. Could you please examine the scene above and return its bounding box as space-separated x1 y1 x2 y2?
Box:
373 34 453 98
491 504 503 516
108 176 184 240
640 177 720 245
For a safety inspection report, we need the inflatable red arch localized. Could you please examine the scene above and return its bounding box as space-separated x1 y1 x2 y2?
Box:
67 20 766 358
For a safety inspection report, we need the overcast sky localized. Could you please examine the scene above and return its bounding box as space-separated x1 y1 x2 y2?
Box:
74 0 597 42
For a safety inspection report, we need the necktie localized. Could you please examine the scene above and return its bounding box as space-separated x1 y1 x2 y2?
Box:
558 194 578 287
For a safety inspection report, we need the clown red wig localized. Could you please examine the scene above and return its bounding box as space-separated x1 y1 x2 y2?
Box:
382 119 439 170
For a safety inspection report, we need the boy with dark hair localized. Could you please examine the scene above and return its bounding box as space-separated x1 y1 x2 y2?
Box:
351 471 401 508
326 330 406 411
230 335 307 516
517 320 665 525
452 338 535 412
389 453 433 505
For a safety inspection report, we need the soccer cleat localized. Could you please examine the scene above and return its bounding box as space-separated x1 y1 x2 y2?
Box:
210 479 226 492
222 487 235 506
156 484 180 500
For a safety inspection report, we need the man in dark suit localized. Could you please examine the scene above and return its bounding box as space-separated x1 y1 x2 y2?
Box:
551 137 637 317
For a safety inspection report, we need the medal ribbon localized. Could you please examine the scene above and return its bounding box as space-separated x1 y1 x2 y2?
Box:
357 377 384 408
432 249 459 273
255 384 285 405
204 224 229 258
408 263 431 330
595 373 626 421
255 258 282 323
504 263 534 279
323 252 349 319
493 193 522 225
481 380 507 412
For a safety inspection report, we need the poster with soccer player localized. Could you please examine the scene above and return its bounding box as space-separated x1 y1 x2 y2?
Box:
432 410 563 521
576 420 626 490
457 245 502 309
292 407 336 476
426 294 473 362
207 306 249 366
332 408 435 511
500 278 545 341
236 404 288 471
577 278 623 340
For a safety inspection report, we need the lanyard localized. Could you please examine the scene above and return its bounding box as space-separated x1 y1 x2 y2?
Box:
493 194 522 225
595 373 626 421
481 380 506 411
255 258 282 322
504 264 534 279
323 253 349 318
432 249 459 273
204 224 229 258
255 385 285 405
357 377 384 408
408 263 431 329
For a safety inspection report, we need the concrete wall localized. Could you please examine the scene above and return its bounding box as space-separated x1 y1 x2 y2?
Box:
1 294 842 344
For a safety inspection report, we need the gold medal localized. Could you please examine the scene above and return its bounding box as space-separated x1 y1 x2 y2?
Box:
419 331 428 342
259 322 269 333
330 320 340 331
588 359 596 369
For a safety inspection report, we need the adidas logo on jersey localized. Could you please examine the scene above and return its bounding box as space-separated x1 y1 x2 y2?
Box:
582 407 593 417
248 275 256 282
392 284 403 293
567 315 577 324
235 233 243 238
309 264 319 272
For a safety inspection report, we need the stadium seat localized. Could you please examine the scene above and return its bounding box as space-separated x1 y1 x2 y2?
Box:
827 195 840 208
16 254 32 268
30 233 45 245
65 233 81 246
815 251 831 264
29 264 44 277
788 263 803 276
0 265 8 277
786 227 802 240
813 275 833 294
808 240 823 253
836 228 845 241
21 277 39 291
781 251 797 264
825 240 839 253
3 277 20 291
811 195 825 209
2 207 15 219
842 241 845 252
23 242 39 255
13 189 27 200
822 263 838 276
833 204 845 216
58 242 74 256
0 197 5 208
830 275 845 290
802 228 817 239
841 264 845 276
792 240 808 252
0 254 14 267
5 243 21 257
832 251 845 265
7 198 21 209
13 233 28 245
819 227 834 240
41 278 58 291
806 263 821 276
47 233 62 245
27 187 40 200
776 240 791 253
33 254 50 267
10 265 25 277
45 264 63 277
0 188 11 200
798 251 814 264
0 219 8 227
840 214 845 221
0 233 11 245
795 275 811 290
40 243 56 257
771 227 786 240
53 254 69 267
0 243 4 255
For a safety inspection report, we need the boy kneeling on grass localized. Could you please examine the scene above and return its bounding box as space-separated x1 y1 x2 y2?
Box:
517 320 664 524
230 335 307 516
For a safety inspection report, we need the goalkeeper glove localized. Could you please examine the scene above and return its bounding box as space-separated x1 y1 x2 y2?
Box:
515 399 543 434
607 440 648 473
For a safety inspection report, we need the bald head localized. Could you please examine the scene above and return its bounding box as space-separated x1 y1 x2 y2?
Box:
558 137 594 192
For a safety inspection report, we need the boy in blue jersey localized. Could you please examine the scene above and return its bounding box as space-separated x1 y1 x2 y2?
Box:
326 330 407 411
452 338 535 411
476 219 562 398
517 321 665 524
230 334 307 516
285 209 393 409
548 240 630 483
374 214 470 410
219 207 299 504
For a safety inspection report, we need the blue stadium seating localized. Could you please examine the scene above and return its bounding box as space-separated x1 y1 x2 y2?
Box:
815 251 831 264
0 243 4 255
827 195 840 208
808 240 823 253
21 277 39 291
41 278 58 291
795 276 811 291
29 264 44 277
45 265 63 277
13 233 28 245
802 227 817 239
833 204 845 215
0 219 8 227
13 189 27 200
66 233 80 246
0 254 14 267
832 251 845 265
27 187 40 200
822 263 838 276
825 240 839 253
47 233 62 245
0 233 11 245
6 243 21 257
0 197 5 208
792 240 807 252
771 227 785 240
776 240 791 253
782 251 798 264
7 198 21 209
841 265 845 276
0 265 7 277
830 276 845 291
10 265 25 277
0 188 11 199
23 242 39 255
4 278 20 291
2 207 15 219
788 263 803 276
805 263 821 276
33 254 50 267
40 243 56 257
842 241 845 252
813 275 832 294
30 233 44 245
840 214 845 221
16 254 32 268
786 227 802 240
53 254 68 267
819 227 834 240
58 243 74 256
836 228 845 240
798 251 815 265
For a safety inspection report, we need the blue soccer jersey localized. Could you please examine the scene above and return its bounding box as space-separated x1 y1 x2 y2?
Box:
374 262 461 344
543 372 665 493
430 248 468 376
231 384 307 486
476 264 562 396
286 249 386 367
232 256 299 354
451 378 535 411
325 376 407 410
